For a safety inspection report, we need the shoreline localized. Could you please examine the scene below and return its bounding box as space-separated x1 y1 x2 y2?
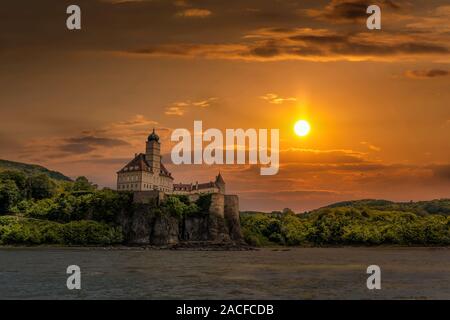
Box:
0 244 449 251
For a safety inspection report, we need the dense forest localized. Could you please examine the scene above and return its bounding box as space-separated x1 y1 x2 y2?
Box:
0 164 449 247
241 200 450 246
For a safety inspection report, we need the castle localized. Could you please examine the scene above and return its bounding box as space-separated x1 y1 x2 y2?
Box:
117 129 225 195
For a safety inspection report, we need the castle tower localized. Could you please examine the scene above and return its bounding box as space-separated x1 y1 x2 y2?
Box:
215 172 225 194
145 129 161 173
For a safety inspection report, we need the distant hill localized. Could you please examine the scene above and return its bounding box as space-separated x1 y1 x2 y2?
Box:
241 199 450 217
0 159 72 182
313 198 450 216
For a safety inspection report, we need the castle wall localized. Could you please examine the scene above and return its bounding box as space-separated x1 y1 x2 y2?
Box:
123 192 243 245
224 195 242 241
133 190 165 205
209 193 224 218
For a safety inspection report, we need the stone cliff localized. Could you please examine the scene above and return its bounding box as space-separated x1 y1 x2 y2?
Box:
116 193 244 247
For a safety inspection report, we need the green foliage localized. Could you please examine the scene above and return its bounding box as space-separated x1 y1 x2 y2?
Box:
72 176 98 192
0 180 21 214
25 189 133 223
61 221 123 245
159 195 200 218
29 174 57 200
320 199 450 216
0 170 27 191
0 216 122 245
196 194 212 214
241 207 450 247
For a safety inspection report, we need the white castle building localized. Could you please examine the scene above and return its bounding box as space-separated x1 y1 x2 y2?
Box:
117 129 225 195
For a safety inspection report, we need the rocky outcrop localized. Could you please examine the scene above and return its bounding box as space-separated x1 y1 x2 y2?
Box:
117 193 244 247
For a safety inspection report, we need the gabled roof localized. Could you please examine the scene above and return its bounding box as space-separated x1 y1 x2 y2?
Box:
117 153 150 173
160 162 173 179
117 153 173 179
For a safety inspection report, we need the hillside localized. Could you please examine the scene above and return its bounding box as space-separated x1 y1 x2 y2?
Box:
0 159 72 182
240 198 450 246
314 199 450 216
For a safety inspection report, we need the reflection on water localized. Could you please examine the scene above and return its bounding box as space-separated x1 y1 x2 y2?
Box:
0 247 449 299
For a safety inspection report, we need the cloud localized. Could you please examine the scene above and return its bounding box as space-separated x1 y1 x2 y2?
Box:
164 98 217 116
59 136 130 155
165 106 186 116
18 114 161 162
260 93 297 104
406 5 450 33
281 148 367 164
176 8 212 18
404 69 449 79
304 0 403 23
360 141 381 151
2 0 449 63
430 164 450 181
127 27 449 62
114 114 158 127
65 136 129 147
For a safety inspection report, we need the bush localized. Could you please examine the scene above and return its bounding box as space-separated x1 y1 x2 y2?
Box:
0 216 123 245
29 174 56 200
61 220 123 245
0 179 21 214
240 208 450 246
24 190 133 223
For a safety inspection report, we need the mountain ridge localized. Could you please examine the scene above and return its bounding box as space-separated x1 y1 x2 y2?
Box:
0 159 72 182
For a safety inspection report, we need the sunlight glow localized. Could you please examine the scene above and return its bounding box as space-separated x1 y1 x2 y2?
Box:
294 120 310 137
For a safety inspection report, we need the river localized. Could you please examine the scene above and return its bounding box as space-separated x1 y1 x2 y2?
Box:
0 247 448 299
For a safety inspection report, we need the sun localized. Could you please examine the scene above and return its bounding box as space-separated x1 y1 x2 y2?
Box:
294 120 310 137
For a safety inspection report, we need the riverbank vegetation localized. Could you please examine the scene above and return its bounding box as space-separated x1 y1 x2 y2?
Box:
0 169 212 245
241 201 450 246
0 170 127 245
1 167 449 247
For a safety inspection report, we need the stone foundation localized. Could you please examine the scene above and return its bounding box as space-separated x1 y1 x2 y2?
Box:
119 192 243 246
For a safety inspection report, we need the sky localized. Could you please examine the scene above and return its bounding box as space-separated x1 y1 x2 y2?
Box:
0 0 449 212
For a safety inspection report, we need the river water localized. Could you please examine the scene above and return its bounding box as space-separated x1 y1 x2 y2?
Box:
0 247 449 299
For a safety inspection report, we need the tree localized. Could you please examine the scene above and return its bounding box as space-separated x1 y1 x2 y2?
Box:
0 170 27 190
72 176 97 192
0 179 20 213
29 174 56 200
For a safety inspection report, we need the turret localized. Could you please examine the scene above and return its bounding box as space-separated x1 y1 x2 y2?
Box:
215 172 225 194
145 128 161 173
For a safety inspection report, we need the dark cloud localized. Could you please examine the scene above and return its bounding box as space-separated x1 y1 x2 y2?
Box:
304 0 403 23
58 136 129 154
281 148 366 164
404 69 449 79
59 144 96 154
127 27 449 62
65 136 129 147
1 0 447 63
69 157 132 165
431 164 450 181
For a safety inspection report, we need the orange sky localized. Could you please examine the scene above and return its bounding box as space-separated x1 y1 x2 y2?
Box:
0 0 449 211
